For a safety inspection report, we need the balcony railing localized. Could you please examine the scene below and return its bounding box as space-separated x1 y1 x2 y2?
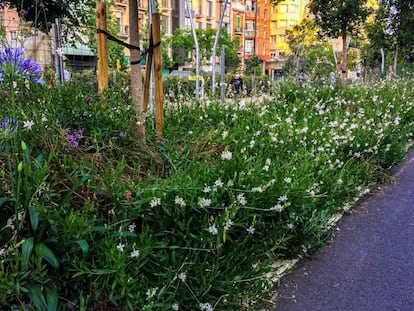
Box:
245 30 255 36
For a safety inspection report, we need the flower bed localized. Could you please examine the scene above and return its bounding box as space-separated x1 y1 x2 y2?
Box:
0 51 413 310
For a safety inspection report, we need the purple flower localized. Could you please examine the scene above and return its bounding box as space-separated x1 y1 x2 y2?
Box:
0 48 44 84
1 116 18 137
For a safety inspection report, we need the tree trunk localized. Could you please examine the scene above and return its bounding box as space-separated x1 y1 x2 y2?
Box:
393 43 399 78
129 0 145 142
341 29 348 86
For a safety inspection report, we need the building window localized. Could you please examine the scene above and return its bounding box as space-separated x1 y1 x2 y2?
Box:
257 7 260 18
271 36 276 43
207 23 212 28
245 20 254 36
271 21 276 29
279 4 287 13
245 39 254 54
263 42 266 54
270 52 276 59
246 1 255 12
197 21 202 29
207 1 212 17
236 16 241 32
256 25 260 37
264 9 267 21
288 20 296 27
278 20 287 28
289 5 297 13
11 31 17 40
162 0 169 8
263 25 267 38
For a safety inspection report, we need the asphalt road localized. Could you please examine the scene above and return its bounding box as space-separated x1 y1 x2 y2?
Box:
274 151 414 311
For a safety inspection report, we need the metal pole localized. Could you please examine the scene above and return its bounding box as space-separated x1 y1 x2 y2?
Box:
53 18 64 84
149 0 156 114
185 0 200 100
381 48 385 75
220 46 225 103
212 0 228 95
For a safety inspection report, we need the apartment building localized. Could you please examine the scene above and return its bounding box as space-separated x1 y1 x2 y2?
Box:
0 6 20 45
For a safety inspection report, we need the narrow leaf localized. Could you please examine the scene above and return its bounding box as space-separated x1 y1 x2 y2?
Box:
44 285 58 311
75 239 89 255
35 243 60 269
27 282 47 310
22 237 34 268
29 205 40 231
60 175 93 205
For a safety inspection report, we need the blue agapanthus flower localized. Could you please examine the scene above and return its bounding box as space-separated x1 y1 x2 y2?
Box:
1 116 19 138
0 47 44 84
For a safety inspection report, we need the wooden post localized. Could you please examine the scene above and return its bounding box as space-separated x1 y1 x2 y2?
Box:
152 13 164 139
143 30 154 112
96 2 109 98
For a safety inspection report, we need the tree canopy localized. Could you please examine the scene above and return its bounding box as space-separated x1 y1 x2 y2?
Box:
8 0 94 32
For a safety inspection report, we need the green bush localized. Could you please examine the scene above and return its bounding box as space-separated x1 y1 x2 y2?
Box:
1 55 413 310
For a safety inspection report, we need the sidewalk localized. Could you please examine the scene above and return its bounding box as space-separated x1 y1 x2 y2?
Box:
274 151 414 311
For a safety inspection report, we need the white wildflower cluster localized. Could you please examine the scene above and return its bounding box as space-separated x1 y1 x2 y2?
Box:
199 198 212 208
174 196 186 207
150 198 161 208
221 150 232 160
199 302 213 311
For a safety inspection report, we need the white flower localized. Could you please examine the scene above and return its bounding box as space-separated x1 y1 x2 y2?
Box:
224 219 233 231
200 302 213 311
246 226 255 235
265 158 271 165
174 196 186 207
150 198 161 208
208 225 218 235
146 288 157 300
278 195 288 202
214 179 224 188
23 120 35 130
116 242 125 252
130 249 140 258
199 198 212 208
221 150 232 160
203 186 212 193
237 193 247 206
172 303 180 310
178 272 187 282
249 140 255 148
287 223 295 229
222 131 228 139
284 177 292 183
270 203 283 212
251 187 263 193
128 222 136 232
0 248 5 257
337 178 343 185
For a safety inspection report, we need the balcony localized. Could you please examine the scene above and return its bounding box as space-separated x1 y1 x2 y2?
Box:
115 0 127 7
245 30 255 37
235 27 243 34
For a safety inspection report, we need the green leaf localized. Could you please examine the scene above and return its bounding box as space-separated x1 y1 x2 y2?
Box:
44 285 58 311
27 282 47 310
0 196 15 207
22 237 34 268
35 243 60 269
75 239 89 255
29 205 40 231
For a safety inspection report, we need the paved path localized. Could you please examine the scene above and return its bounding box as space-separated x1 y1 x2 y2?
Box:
274 151 414 311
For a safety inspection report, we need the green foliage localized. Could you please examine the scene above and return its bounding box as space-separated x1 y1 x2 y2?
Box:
245 56 263 76
1 59 413 309
309 0 371 39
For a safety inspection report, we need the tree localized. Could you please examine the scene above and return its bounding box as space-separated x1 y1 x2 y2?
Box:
129 0 145 141
286 19 333 79
309 0 370 85
167 28 238 71
245 55 263 76
383 0 414 74
8 0 94 33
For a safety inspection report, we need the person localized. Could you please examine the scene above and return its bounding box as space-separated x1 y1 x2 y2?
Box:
227 72 246 99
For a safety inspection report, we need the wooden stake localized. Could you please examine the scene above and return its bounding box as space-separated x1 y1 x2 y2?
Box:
143 30 154 112
152 13 164 139
96 2 109 98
